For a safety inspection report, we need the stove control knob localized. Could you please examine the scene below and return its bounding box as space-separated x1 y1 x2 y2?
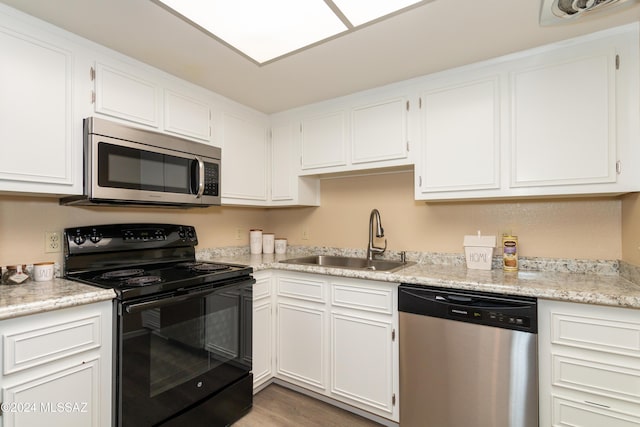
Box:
187 228 196 240
73 234 86 245
89 233 102 244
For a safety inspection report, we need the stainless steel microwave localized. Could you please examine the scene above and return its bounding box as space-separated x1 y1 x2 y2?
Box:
61 117 221 207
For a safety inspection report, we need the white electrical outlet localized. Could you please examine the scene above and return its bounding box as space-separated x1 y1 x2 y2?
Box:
235 228 243 240
302 229 309 240
45 231 62 253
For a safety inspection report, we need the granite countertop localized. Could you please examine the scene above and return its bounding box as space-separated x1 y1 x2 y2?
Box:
198 250 640 310
3 247 640 322
0 278 115 321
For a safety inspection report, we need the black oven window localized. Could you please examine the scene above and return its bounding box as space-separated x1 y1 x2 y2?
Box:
98 142 191 194
144 294 240 398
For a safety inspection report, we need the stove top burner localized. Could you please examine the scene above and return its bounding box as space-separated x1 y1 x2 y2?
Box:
125 275 162 286
100 269 145 280
176 262 231 273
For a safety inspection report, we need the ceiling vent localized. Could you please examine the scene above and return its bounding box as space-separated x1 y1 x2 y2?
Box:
540 0 638 25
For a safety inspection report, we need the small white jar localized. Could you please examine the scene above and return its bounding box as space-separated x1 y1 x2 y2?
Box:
275 238 287 254
262 233 275 254
33 262 55 281
250 229 263 254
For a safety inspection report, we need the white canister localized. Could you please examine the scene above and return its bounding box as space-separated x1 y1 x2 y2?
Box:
262 233 275 254
250 229 263 254
33 262 55 281
275 238 287 254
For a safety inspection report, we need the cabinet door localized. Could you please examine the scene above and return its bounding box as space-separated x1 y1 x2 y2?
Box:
331 312 394 416
2 359 100 427
164 89 210 141
94 62 159 127
252 273 273 388
351 98 407 164
510 45 617 187
301 111 347 170
271 123 296 201
220 111 268 202
419 76 501 194
0 25 78 194
276 302 326 390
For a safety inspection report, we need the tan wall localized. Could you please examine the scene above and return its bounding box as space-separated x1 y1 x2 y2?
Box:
622 192 640 265
0 195 266 266
267 172 622 259
0 172 624 267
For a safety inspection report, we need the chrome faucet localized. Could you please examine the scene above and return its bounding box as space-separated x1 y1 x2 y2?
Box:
367 209 387 261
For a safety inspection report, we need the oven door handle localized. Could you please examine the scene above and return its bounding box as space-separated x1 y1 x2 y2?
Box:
124 288 217 314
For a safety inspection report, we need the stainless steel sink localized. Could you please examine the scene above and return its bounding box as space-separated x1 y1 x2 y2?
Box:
280 255 413 272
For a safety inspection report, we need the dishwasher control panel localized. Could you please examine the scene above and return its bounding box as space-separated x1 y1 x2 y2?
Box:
448 306 531 329
399 284 537 333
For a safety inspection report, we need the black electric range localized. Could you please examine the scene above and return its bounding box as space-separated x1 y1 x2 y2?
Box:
63 223 254 427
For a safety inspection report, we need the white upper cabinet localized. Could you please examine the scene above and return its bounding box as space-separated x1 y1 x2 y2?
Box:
417 73 501 195
415 23 640 201
351 96 408 165
288 85 413 176
92 61 212 143
164 89 210 141
271 123 296 201
217 108 268 203
269 120 320 206
0 6 82 195
94 62 159 128
301 110 348 170
510 42 616 188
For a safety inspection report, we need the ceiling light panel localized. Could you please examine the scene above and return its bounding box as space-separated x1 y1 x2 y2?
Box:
331 0 424 26
158 0 347 64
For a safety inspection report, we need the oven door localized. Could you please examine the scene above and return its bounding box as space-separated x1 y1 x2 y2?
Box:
89 134 220 206
116 278 253 427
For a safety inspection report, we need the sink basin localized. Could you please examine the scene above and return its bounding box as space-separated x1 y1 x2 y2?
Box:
280 255 413 272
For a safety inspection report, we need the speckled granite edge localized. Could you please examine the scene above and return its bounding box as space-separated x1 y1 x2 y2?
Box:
0 279 115 321
198 245 620 276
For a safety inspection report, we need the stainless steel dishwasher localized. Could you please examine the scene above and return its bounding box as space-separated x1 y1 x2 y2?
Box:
398 284 538 427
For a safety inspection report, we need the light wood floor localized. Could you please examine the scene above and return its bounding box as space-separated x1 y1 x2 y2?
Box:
232 384 384 427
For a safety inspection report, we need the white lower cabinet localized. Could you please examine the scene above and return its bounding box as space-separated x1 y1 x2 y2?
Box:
0 301 112 427
539 299 640 427
275 273 327 392
270 271 399 422
252 271 274 389
330 280 396 419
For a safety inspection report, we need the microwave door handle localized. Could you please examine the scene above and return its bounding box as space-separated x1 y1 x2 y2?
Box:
195 156 205 199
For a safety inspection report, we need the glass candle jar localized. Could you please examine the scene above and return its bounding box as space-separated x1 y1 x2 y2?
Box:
2 264 30 285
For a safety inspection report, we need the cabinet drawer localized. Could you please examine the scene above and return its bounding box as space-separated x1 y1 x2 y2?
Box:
551 312 640 358
331 283 393 314
3 315 101 375
277 276 326 303
253 276 272 300
553 355 640 405
553 395 640 427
